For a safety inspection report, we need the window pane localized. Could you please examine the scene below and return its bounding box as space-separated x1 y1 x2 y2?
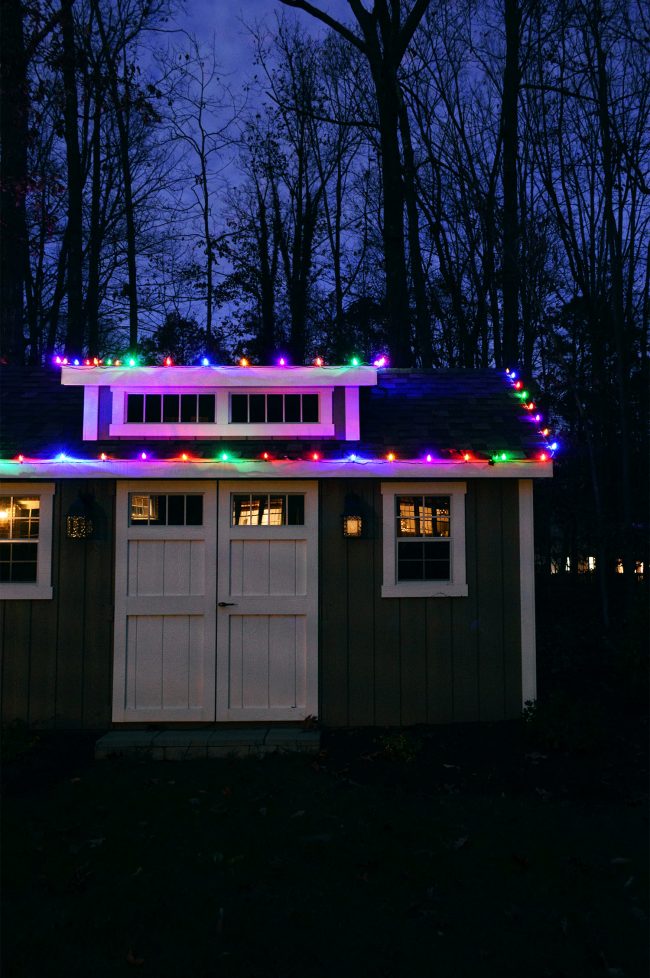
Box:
126 394 144 423
423 541 450 581
285 394 300 422
423 560 450 581
302 394 319 422
163 394 179 422
397 542 424 580
0 498 10 539
287 495 305 525
198 395 215 423
423 496 450 537
232 494 261 526
249 394 266 423
145 394 161 422
130 495 150 522
231 394 248 423
185 495 203 525
181 394 197 422
261 495 285 525
148 495 166 526
10 542 38 582
267 394 283 422
397 540 450 583
398 561 425 581
396 496 418 536
167 495 185 525
398 541 424 560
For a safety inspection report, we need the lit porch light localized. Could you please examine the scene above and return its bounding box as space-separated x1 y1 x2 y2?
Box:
342 492 364 538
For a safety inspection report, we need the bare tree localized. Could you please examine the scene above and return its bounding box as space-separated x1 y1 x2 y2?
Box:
279 0 431 366
156 34 236 348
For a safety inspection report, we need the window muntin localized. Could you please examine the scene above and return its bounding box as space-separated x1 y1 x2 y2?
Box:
129 493 203 526
0 495 40 583
126 393 215 424
229 393 319 424
231 493 305 527
396 495 451 582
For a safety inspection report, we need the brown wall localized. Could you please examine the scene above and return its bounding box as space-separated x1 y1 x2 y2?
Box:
1 479 115 729
319 479 523 726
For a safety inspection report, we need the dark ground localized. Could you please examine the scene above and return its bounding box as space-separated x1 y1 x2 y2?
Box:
2 579 648 978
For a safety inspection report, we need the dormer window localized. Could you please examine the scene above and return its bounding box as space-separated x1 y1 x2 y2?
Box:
230 393 319 424
61 364 377 440
126 393 216 424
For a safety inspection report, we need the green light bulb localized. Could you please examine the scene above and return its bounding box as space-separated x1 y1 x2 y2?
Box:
351 356 360 367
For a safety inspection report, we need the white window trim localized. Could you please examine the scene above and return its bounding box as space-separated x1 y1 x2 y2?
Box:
381 481 468 598
0 483 55 600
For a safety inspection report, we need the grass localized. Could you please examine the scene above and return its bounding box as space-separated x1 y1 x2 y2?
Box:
2 582 648 978
2 718 647 978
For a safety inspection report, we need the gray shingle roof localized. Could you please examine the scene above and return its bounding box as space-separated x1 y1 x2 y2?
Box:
1 366 545 460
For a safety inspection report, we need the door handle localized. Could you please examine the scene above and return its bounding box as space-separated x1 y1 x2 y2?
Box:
218 601 237 607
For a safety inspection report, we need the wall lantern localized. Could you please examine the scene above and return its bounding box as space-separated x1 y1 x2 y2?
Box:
66 494 94 540
342 493 364 538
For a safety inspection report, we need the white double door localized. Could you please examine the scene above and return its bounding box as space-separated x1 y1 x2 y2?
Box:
112 480 318 722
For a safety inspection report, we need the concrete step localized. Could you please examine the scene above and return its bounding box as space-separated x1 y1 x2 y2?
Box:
95 727 320 760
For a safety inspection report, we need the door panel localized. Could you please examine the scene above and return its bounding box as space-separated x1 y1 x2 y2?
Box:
217 481 318 722
113 482 217 722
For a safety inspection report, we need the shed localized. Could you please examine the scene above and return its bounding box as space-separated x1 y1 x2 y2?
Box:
0 362 552 729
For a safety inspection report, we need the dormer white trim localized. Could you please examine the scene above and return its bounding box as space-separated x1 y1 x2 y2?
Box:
61 365 378 387
61 365 376 442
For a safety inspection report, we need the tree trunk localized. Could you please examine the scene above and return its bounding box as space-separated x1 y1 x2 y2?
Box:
256 189 276 363
60 0 85 356
374 63 411 365
501 0 521 368
0 0 29 362
86 83 103 356
92 0 138 349
399 98 431 366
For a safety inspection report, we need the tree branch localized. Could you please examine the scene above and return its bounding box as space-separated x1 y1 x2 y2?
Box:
277 0 365 51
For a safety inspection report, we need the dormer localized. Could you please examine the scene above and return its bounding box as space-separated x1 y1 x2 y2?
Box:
60 365 378 441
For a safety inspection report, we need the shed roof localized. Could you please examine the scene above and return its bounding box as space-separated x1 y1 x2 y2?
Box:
0 366 548 463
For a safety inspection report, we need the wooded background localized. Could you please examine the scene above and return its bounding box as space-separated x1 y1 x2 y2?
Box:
1 0 648 626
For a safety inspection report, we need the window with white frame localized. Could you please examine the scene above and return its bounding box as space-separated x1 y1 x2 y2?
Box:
381 482 468 597
0 483 55 600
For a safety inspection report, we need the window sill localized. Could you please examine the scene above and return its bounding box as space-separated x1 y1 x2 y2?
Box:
0 584 53 601
381 583 468 599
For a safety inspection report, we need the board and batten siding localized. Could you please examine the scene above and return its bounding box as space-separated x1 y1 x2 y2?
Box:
1 479 115 729
2 476 526 729
319 479 523 726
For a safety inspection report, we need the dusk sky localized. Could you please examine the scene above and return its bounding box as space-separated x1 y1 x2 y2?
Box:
179 0 354 76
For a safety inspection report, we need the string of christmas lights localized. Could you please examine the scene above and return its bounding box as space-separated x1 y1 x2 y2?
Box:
52 354 390 368
2 363 555 465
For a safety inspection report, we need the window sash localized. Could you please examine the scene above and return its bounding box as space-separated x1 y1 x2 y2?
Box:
126 393 216 424
229 393 319 424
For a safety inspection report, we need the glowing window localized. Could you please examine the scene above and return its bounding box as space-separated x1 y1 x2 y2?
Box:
0 484 54 599
231 494 305 526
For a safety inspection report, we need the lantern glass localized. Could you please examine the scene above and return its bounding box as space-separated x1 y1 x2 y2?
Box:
342 515 363 538
66 515 94 539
